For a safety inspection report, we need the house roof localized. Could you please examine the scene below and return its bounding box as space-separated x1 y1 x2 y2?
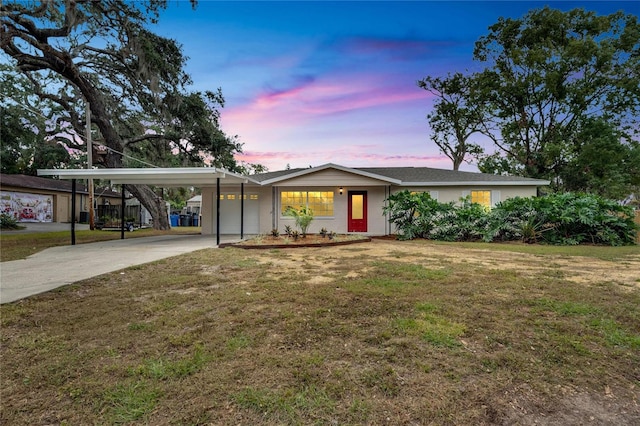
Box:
37 167 259 187
0 173 121 197
249 168 308 183
252 163 550 187
259 163 403 185
27 164 550 192
355 167 550 186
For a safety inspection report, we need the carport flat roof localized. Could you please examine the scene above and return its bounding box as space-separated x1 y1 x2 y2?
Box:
37 167 259 186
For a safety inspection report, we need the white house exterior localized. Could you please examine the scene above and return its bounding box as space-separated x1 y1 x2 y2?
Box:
200 163 550 237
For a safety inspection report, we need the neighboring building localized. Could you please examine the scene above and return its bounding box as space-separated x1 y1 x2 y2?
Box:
200 163 550 236
186 195 202 213
0 173 122 223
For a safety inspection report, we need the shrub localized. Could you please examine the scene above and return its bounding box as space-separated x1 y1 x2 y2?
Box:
0 213 20 230
484 196 541 243
490 193 637 246
283 206 314 237
384 192 488 242
383 191 448 240
430 197 489 242
384 190 638 246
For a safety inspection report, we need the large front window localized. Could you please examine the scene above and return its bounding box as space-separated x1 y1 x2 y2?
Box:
281 191 334 217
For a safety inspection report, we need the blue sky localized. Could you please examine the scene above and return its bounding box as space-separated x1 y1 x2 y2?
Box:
153 1 639 172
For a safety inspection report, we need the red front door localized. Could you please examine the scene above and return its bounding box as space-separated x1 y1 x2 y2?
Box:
348 191 367 232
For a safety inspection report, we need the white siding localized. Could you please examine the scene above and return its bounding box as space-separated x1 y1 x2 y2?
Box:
201 185 261 235
393 186 538 206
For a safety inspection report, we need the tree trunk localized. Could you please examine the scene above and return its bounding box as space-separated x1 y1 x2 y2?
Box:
452 157 462 171
63 65 170 230
126 185 170 230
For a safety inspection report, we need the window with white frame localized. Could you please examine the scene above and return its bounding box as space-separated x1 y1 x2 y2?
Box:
281 191 334 216
466 190 500 208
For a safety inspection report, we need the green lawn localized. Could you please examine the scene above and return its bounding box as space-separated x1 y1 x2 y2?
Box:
1 239 638 424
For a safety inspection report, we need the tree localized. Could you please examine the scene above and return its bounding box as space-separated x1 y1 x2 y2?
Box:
472 7 640 189
0 65 73 174
1 0 240 229
559 118 640 200
418 72 484 170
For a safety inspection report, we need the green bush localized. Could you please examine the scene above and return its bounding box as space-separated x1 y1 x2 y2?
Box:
283 206 314 237
383 192 489 242
431 197 489 242
0 213 20 230
384 191 638 246
383 191 447 240
491 193 637 246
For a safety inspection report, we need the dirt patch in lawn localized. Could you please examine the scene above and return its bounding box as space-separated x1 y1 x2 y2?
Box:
265 239 640 290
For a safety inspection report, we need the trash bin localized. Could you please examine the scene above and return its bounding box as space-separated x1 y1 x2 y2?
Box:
180 214 192 227
192 213 199 227
170 214 180 227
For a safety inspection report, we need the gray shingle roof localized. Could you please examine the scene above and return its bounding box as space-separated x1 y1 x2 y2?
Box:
355 167 547 183
249 168 307 183
0 173 121 197
251 165 549 185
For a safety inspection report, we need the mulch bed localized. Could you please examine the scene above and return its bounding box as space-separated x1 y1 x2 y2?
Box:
220 234 372 249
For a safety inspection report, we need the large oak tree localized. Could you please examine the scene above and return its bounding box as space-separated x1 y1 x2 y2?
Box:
1 0 240 229
473 7 640 190
419 7 640 197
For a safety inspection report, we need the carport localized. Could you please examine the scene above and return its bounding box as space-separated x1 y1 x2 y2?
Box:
37 167 258 245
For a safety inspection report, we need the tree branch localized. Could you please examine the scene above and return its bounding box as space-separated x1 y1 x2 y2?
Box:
123 133 167 146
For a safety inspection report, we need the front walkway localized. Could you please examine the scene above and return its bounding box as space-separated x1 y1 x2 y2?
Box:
0 234 239 304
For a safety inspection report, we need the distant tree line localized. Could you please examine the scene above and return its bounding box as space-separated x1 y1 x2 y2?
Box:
419 7 640 200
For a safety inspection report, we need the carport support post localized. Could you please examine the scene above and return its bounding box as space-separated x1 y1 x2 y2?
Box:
71 179 76 245
120 185 125 239
216 178 220 245
240 182 244 240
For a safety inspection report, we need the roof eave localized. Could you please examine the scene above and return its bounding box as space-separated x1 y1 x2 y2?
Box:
260 163 402 185
37 168 259 186
398 180 551 187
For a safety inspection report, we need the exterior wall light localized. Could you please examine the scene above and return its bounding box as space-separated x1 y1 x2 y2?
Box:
339 187 343 195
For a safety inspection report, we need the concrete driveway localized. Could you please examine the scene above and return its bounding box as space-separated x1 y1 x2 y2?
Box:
0 234 233 304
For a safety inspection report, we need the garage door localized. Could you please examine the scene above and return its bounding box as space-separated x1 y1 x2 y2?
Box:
218 193 259 234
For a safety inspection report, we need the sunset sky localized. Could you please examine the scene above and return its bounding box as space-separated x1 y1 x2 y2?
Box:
154 1 639 172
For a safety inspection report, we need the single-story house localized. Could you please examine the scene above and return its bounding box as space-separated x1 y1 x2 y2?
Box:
0 173 122 223
200 163 550 237
36 164 549 240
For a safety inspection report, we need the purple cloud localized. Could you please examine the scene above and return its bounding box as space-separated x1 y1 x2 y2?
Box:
338 36 457 61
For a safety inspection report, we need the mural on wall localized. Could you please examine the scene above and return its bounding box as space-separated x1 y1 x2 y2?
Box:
0 191 53 222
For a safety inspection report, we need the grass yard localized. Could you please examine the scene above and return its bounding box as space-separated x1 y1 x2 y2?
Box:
0 227 202 262
1 239 639 425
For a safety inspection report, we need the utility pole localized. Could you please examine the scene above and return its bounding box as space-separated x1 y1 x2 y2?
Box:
86 102 95 230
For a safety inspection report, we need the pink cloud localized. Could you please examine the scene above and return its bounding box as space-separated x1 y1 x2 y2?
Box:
223 73 433 133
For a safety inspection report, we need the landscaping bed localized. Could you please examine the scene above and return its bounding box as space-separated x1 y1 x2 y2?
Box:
221 233 371 249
